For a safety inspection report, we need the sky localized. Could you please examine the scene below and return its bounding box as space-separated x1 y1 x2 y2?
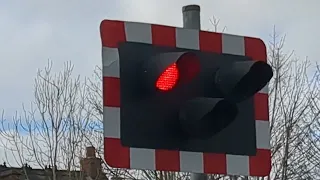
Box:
0 0 319 117
0 0 319 167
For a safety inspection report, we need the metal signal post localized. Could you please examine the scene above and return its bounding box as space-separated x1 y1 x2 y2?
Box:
182 4 208 180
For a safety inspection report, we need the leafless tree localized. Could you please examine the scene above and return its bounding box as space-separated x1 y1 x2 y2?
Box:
209 15 227 33
0 61 96 180
266 27 320 180
4 18 316 180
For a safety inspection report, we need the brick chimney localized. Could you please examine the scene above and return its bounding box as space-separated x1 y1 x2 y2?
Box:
80 146 104 179
86 146 95 157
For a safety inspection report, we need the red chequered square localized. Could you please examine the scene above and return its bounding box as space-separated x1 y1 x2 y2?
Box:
199 31 222 53
104 137 130 168
155 150 180 171
100 20 126 48
203 153 227 174
103 77 120 107
249 149 271 176
244 37 267 62
152 24 176 47
254 93 269 121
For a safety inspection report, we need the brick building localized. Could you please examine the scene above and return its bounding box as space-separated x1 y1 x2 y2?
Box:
0 146 108 180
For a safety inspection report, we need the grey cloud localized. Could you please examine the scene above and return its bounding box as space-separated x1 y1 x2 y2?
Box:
0 0 318 115
0 0 319 166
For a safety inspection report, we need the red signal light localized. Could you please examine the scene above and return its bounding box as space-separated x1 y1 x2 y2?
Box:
155 53 200 91
156 63 179 91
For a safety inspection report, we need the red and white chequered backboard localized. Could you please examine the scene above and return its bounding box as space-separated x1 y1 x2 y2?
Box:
100 19 271 176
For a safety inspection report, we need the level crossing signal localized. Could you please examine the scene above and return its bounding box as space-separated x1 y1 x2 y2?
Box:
101 19 272 177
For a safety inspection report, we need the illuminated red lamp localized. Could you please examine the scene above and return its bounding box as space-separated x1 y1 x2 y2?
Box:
155 53 200 91
156 63 179 91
